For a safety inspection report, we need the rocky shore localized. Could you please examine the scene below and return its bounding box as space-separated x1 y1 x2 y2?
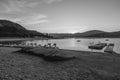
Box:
0 47 120 80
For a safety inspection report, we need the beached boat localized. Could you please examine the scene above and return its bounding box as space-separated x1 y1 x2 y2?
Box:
88 43 107 50
104 43 114 53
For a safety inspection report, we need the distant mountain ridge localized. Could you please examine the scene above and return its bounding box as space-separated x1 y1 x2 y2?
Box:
74 30 105 37
50 30 120 38
87 31 120 38
0 20 51 38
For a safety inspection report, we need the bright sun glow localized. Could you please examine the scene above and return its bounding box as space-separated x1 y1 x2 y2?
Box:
70 31 77 34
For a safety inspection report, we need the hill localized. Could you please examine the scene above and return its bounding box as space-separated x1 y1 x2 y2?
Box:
50 30 120 38
0 20 51 38
74 30 105 37
88 31 120 38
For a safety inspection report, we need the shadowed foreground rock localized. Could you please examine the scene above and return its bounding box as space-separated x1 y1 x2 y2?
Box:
19 47 76 61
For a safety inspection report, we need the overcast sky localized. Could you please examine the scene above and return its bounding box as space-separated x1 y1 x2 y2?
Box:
0 0 120 33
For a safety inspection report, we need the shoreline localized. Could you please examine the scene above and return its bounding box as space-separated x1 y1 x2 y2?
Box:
0 38 119 54
0 38 32 41
0 37 120 40
0 47 120 80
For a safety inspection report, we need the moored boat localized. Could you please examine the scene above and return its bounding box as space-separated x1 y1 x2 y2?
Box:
105 39 109 41
77 40 81 42
88 43 107 50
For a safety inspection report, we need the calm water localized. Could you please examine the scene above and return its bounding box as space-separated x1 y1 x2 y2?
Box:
25 38 120 53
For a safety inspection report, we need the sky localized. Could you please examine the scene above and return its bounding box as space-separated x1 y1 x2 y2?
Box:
0 0 120 33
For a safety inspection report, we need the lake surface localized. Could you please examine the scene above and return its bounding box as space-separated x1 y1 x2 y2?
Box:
25 38 120 53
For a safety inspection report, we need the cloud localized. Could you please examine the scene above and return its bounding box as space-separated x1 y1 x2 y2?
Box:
0 0 26 13
18 14 48 25
0 0 64 31
0 0 65 18
0 0 64 13
43 0 63 4
0 13 48 26
0 0 53 26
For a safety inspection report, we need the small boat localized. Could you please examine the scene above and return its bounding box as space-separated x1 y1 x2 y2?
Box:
105 39 109 41
88 43 107 50
77 40 81 42
104 43 114 53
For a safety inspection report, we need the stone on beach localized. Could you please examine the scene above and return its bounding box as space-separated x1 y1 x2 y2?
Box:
19 47 76 61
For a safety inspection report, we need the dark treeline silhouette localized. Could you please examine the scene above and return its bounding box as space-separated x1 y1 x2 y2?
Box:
50 30 120 38
1 20 120 38
0 20 52 38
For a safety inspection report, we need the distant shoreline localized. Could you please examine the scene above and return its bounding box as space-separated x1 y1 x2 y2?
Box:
0 37 50 41
0 37 120 41
0 38 33 41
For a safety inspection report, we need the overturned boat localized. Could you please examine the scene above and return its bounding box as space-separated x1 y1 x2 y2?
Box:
88 43 107 50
